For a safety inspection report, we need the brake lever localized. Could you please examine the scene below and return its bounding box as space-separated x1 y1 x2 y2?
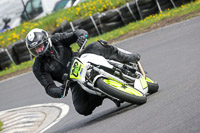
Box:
78 35 88 56
79 39 87 53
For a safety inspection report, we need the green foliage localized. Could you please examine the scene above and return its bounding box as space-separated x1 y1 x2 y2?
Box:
0 0 132 48
0 121 3 131
0 60 34 76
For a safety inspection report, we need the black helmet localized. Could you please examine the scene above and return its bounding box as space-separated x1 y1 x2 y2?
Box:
26 28 52 57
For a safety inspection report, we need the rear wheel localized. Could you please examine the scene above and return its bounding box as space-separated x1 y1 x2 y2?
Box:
96 78 147 105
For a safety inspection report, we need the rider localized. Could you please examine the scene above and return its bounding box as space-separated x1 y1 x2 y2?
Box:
26 28 140 116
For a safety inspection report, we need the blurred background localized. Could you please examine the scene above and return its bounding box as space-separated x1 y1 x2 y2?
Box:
0 0 82 31
0 0 29 30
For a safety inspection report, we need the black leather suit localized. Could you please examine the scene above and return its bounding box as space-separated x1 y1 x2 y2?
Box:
33 29 140 116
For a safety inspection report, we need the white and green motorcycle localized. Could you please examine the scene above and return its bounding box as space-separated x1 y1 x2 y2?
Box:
63 40 159 106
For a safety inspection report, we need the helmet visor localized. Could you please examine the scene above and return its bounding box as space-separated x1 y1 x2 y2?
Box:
29 39 49 57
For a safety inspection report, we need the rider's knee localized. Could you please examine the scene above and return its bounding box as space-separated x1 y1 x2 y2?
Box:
82 42 99 53
74 105 93 116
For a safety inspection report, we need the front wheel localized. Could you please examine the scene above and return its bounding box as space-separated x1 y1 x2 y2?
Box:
96 78 147 105
146 76 159 94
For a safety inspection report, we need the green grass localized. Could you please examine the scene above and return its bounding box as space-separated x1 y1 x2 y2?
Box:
0 0 132 48
0 60 34 77
0 121 3 131
0 0 200 78
72 0 200 49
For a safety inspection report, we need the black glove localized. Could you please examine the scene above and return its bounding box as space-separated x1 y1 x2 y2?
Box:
46 85 67 98
77 35 88 47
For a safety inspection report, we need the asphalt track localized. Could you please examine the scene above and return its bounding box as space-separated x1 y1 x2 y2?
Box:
0 16 200 133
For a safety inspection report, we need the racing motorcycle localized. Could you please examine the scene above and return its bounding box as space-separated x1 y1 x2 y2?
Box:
62 39 159 106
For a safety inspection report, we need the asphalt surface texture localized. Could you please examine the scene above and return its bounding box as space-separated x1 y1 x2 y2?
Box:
0 16 200 133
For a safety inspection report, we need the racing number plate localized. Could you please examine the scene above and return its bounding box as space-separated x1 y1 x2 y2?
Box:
70 59 84 79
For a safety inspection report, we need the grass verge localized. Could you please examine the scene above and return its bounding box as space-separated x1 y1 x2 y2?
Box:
0 0 200 81
0 121 3 131
0 61 34 77
0 0 132 48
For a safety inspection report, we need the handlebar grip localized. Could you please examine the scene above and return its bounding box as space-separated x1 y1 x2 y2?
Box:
78 39 88 55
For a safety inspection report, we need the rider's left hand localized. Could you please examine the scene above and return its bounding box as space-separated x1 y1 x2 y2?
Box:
77 35 88 47
60 85 68 98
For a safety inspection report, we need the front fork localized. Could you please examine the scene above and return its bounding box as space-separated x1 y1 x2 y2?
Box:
137 61 146 79
136 61 155 84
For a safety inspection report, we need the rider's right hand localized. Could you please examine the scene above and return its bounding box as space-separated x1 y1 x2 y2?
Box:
77 35 88 48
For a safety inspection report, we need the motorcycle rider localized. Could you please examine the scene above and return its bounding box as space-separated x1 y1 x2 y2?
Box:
26 28 140 116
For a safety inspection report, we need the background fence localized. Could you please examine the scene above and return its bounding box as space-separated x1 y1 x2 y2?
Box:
0 0 194 70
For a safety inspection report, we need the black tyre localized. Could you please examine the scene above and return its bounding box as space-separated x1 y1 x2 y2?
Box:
160 2 174 11
80 13 100 25
119 2 137 14
141 5 159 18
81 20 100 30
0 60 11 69
18 51 32 63
138 1 156 10
7 45 20 64
157 0 171 5
96 78 147 105
99 10 120 22
138 0 155 5
147 82 159 94
173 0 184 7
121 11 140 21
13 39 27 54
0 54 9 62
100 21 124 33
86 27 101 37
122 18 135 25
146 76 159 94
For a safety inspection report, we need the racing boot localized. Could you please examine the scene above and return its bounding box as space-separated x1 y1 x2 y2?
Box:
117 50 141 63
98 40 141 63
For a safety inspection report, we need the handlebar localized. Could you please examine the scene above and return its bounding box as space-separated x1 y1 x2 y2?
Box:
77 35 88 56
78 38 88 54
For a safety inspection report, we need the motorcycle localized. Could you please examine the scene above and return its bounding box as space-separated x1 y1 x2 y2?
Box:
62 39 159 106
